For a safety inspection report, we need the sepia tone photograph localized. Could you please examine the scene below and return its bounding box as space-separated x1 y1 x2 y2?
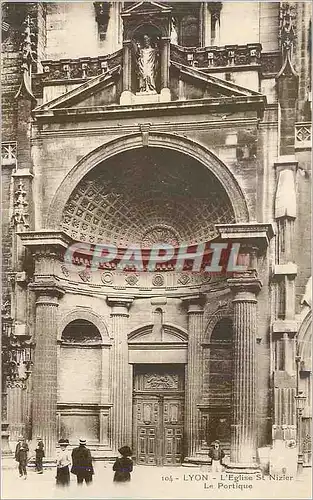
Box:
1 1 312 499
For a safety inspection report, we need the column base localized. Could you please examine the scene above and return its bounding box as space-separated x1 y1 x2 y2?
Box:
120 90 133 105
160 87 171 102
226 462 260 474
1 422 12 455
183 456 210 466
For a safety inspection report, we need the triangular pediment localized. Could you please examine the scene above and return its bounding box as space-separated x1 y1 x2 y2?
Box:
34 65 121 111
33 58 264 116
122 1 171 16
171 61 262 98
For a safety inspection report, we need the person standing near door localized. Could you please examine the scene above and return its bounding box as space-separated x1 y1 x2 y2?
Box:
71 438 94 485
208 440 225 473
113 446 133 483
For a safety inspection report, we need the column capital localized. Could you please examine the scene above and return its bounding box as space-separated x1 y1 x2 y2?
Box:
182 294 206 313
29 281 65 303
107 296 133 316
215 223 275 252
227 271 262 299
274 155 298 173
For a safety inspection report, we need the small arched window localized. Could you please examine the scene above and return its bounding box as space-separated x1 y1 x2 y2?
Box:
61 319 102 344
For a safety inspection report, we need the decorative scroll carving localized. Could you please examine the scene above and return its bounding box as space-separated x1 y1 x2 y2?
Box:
144 373 179 390
12 181 29 230
152 274 165 287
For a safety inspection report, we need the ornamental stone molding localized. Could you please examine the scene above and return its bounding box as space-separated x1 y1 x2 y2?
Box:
47 132 250 232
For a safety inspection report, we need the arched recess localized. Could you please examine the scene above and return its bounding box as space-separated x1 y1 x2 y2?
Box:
57 311 111 446
58 309 110 342
201 309 233 453
297 308 312 466
47 132 250 230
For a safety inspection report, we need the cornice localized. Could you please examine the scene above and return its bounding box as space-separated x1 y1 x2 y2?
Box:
31 117 259 139
32 95 265 123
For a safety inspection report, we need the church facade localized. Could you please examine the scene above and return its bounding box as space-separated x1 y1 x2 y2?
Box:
1 2 312 472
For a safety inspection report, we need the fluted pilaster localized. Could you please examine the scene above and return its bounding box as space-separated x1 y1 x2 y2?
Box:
30 283 64 459
228 275 261 468
184 298 205 458
108 298 132 452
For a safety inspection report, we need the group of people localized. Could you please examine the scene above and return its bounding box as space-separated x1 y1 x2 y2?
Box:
15 436 133 486
15 436 45 479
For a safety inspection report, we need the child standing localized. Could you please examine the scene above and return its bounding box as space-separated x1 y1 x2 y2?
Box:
113 446 133 483
35 437 45 474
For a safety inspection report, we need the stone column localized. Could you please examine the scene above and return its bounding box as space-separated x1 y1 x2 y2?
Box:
184 297 205 459
30 283 64 460
120 41 132 104
227 272 261 469
160 37 171 101
108 298 132 451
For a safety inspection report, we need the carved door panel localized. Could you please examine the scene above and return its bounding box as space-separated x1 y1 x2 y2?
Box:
133 365 185 466
134 396 160 466
163 398 184 465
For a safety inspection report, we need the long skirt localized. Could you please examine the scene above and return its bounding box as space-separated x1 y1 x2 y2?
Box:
56 466 70 486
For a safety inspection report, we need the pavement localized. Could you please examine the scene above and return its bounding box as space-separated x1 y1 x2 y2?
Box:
1 460 312 500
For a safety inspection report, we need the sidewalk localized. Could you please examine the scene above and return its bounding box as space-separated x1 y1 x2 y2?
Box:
1 460 312 500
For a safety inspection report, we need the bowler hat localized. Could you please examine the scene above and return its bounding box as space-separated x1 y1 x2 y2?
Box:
79 438 86 445
118 446 132 457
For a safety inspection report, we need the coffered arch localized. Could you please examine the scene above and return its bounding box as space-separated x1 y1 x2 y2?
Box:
47 133 250 236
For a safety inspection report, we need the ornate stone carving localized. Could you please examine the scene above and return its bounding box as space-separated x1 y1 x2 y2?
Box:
170 43 261 70
101 271 113 285
142 225 180 247
277 2 297 78
61 149 235 247
125 274 139 286
78 269 91 283
12 181 29 230
60 265 69 277
15 14 36 101
144 373 178 390
152 274 165 287
133 34 159 93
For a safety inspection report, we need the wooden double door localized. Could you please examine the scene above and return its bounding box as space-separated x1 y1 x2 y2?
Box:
133 364 185 466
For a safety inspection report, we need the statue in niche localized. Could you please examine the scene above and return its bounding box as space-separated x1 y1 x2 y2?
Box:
133 34 159 93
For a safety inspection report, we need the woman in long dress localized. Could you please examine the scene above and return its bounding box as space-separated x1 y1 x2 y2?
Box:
136 35 158 92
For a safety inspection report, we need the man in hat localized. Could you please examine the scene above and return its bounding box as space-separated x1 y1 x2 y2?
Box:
15 436 29 479
56 439 71 486
113 446 133 482
35 436 45 474
71 439 94 485
208 440 225 473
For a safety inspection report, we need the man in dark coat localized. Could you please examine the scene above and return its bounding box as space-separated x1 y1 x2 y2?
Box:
208 440 225 472
71 438 94 484
35 436 45 473
15 436 29 479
